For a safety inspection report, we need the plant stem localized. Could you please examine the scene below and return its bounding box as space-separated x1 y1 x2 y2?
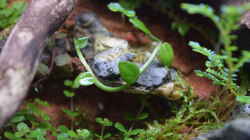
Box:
140 44 161 73
100 126 105 140
75 39 162 92
75 44 129 92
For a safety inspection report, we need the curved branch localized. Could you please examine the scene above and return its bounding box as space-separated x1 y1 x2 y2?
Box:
0 0 74 127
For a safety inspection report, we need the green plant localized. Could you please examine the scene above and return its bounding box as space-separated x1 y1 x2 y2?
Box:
1 98 94 140
0 0 26 29
74 2 174 92
182 3 250 102
136 89 223 140
95 117 113 140
114 122 143 140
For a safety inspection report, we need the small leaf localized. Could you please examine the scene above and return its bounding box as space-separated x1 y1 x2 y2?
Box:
181 3 219 24
108 2 135 17
77 129 92 138
125 112 148 121
96 117 113 127
128 129 143 136
171 22 190 36
236 96 250 104
118 61 140 85
74 37 88 49
104 133 112 139
4 132 16 139
28 128 46 138
17 122 29 131
10 115 25 123
64 80 73 87
79 77 94 86
34 98 49 106
73 72 94 88
129 17 151 35
136 112 149 120
63 90 75 98
57 133 69 140
58 125 69 133
158 43 174 67
63 109 80 118
114 122 127 133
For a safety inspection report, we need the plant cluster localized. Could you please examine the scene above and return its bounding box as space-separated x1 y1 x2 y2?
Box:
180 3 250 103
73 2 174 92
0 0 26 30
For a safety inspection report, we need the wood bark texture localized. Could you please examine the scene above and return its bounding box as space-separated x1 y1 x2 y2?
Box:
0 0 74 127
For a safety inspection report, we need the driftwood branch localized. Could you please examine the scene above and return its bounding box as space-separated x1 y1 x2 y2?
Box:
0 0 74 127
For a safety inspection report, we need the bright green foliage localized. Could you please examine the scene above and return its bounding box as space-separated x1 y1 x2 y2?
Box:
72 2 174 92
75 72 94 87
63 90 75 97
96 117 113 127
125 112 149 121
108 2 135 17
183 3 250 97
189 41 239 91
158 42 174 67
108 2 159 42
2 99 94 140
171 22 190 36
115 122 143 140
95 118 113 140
118 0 144 10
118 61 140 85
0 0 26 29
181 3 219 25
236 96 250 104
74 37 88 49
136 89 222 140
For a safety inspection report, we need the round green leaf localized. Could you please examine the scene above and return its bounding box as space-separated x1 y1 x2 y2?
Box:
158 43 174 67
74 37 88 49
114 122 127 133
73 72 94 88
118 61 140 85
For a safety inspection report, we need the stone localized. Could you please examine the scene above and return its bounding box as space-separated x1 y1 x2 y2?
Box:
136 63 169 87
194 118 250 140
92 52 135 79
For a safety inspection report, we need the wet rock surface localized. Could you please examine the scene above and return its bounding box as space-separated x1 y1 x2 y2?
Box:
92 52 135 79
137 63 169 87
194 118 250 140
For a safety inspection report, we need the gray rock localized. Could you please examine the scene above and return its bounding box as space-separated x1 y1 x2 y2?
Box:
232 104 250 119
194 118 250 140
75 12 111 36
92 53 134 79
136 63 168 87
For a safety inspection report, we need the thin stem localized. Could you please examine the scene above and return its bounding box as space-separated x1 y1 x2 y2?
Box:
100 126 105 140
75 39 162 92
140 44 161 73
70 97 74 130
75 45 129 92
